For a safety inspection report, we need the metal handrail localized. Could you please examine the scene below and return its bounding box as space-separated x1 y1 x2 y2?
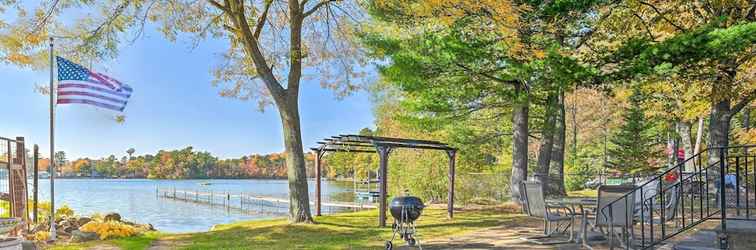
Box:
600 145 756 249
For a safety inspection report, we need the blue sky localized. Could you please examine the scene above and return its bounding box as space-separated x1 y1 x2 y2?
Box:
0 30 376 159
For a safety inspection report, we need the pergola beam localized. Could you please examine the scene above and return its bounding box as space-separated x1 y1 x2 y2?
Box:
311 134 457 226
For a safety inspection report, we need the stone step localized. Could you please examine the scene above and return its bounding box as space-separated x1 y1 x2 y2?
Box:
668 230 721 250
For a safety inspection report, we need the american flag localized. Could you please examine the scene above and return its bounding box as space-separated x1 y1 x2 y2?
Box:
56 56 133 112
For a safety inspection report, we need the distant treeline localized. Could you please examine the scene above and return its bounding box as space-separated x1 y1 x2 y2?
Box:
48 147 320 179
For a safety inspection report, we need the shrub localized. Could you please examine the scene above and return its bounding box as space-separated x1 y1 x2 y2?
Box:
79 221 142 240
34 231 49 241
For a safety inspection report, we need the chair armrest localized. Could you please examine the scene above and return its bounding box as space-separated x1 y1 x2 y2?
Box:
546 204 575 216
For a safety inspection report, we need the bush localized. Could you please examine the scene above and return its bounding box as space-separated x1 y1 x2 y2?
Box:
34 231 49 241
34 202 75 221
79 221 142 240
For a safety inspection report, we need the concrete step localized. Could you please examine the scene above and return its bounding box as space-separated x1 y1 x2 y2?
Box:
668 230 721 250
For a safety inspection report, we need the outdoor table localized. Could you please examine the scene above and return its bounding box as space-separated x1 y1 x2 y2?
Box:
546 197 597 249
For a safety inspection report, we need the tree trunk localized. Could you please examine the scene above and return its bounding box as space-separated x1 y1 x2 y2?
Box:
511 83 529 203
694 117 704 155
667 132 676 167
677 121 694 171
536 93 558 192
551 92 567 196
708 98 732 165
278 98 313 223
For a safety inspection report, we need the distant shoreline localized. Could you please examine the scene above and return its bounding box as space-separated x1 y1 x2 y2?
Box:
39 176 347 181
38 176 290 180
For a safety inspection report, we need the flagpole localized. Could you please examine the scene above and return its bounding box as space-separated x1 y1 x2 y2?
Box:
48 36 56 241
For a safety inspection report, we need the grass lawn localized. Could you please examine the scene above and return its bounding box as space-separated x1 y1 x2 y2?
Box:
568 189 598 197
47 205 529 249
47 232 161 250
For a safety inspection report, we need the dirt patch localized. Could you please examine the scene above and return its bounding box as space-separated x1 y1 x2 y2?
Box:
147 238 190 250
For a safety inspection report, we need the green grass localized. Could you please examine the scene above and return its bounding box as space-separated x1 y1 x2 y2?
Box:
48 206 529 250
47 232 161 250
568 189 597 197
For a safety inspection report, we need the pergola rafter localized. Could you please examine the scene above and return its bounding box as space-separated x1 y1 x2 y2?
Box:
310 134 457 227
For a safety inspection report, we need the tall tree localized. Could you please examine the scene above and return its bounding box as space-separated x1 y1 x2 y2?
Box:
364 0 604 200
608 86 662 174
0 0 366 223
588 0 756 165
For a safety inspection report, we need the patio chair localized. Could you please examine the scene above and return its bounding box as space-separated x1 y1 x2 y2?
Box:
635 179 681 226
588 185 636 250
520 181 575 244
519 183 530 215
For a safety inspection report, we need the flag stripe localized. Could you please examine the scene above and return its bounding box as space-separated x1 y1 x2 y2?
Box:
58 83 132 99
57 98 125 111
87 72 119 90
57 91 128 105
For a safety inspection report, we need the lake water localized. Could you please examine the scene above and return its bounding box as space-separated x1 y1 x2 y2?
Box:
33 179 353 233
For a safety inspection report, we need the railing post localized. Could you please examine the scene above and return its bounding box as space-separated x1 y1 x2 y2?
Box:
32 145 39 224
735 156 741 217
719 147 728 249
315 149 322 216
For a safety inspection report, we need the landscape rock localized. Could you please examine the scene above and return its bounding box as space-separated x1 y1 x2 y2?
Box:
104 213 121 222
21 240 37 250
77 217 92 226
71 230 98 243
62 224 78 234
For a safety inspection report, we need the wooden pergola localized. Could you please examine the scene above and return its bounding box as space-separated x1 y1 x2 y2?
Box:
310 134 457 227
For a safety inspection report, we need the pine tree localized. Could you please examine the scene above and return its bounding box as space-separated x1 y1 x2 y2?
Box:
608 86 661 174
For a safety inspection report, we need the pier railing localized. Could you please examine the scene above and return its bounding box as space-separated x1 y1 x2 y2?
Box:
156 187 376 216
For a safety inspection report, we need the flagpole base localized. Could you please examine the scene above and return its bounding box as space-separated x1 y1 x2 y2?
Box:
49 219 56 241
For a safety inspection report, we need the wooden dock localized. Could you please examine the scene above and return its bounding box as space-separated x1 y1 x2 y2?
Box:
156 188 376 215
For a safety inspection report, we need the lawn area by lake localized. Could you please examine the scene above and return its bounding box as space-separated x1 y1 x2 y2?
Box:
48 206 528 250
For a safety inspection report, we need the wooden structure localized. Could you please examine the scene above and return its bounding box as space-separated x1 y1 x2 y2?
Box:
0 136 29 222
311 135 457 227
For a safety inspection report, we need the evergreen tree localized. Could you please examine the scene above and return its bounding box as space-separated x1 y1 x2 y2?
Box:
608 87 661 174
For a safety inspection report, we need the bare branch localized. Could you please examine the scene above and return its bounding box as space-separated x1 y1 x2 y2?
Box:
225 0 286 99
639 1 687 32
208 0 230 13
253 0 273 40
80 0 130 49
732 90 756 115
303 0 338 17
454 63 518 86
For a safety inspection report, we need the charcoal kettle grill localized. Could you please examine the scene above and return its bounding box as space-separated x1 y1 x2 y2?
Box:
385 196 425 249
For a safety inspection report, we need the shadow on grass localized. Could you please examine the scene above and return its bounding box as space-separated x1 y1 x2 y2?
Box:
164 208 538 250
175 223 387 250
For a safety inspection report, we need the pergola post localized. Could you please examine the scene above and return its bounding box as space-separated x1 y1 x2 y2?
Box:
315 149 322 216
446 149 456 219
377 145 391 227
311 134 456 227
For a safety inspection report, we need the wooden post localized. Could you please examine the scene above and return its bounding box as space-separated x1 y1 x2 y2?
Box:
33 145 39 223
446 149 457 219
377 145 391 227
11 137 29 222
315 149 322 216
